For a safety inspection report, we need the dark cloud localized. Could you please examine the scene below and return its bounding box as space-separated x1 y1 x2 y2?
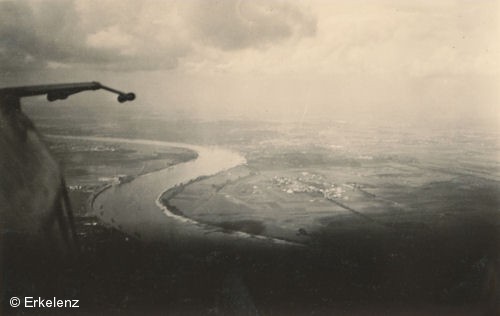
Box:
0 0 119 71
0 1 50 70
0 0 316 73
189 0 316 50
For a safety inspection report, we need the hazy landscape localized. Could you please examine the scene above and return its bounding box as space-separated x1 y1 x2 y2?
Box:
2 0 498 315
11 103 498 314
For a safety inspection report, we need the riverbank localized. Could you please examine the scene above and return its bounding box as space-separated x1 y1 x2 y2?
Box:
45 134 198 220
86 136 305 249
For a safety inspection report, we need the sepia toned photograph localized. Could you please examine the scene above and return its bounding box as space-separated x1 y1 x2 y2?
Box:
1 0 499 315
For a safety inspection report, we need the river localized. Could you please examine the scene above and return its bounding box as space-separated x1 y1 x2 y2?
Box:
50 135 299 248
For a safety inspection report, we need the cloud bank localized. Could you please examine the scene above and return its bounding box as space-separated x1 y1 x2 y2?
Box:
0 0 317 72
0 0 496 123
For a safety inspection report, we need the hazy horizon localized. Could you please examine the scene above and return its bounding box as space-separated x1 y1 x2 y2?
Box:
1 0 498 125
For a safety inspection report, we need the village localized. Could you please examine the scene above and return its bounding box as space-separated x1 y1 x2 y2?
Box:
271 171 351 201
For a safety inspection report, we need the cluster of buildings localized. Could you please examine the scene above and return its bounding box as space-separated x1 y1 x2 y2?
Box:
51 142 118 153
271 172 346 200
67 184 95 192
88 144 117 152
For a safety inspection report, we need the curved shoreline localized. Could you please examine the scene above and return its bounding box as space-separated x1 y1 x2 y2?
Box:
50 135 302 247
156 175 302 246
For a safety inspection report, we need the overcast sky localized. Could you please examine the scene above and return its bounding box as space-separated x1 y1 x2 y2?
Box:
1 0 498 123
